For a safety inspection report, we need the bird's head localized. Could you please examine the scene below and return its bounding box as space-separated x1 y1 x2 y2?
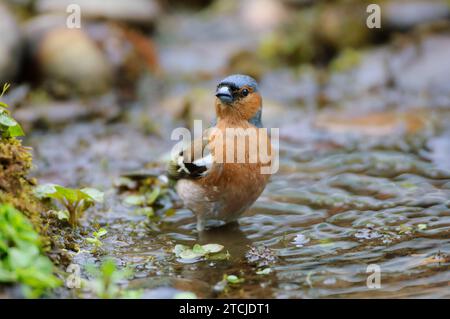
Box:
215 74 263 127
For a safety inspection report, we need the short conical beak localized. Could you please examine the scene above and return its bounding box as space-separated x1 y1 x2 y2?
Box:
215 86 233 104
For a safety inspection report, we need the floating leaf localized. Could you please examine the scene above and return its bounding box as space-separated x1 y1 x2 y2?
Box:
417 224 427 231
206 251 230 261
192 244 206 255
173 244 189 257
256 268 272 275
225 275 244 284
202 244 224 254
174 243 226 261
179 249 204 260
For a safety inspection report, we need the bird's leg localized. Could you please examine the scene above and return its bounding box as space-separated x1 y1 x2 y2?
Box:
196 217 206 232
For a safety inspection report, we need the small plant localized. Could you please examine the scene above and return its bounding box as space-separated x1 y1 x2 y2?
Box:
85 259 139 299
35 184 104 227
117 173 177 222
173 243 228 261
0 83 24 139
86 228 108 250
0 204 61 298
213 274 245 293
225 274 244 285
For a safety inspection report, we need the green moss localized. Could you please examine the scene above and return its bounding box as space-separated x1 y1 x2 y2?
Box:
0 138 49 238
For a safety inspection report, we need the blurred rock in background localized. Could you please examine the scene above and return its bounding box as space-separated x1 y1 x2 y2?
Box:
36 0 160 27
382 0 450 31
20 1 160 99
0 3 23 84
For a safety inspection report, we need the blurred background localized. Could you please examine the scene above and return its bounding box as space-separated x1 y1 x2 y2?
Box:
1 0 450 298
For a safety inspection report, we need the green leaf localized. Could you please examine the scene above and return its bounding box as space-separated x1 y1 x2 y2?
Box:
192 244 206 255
202 244 224 254
34 184 58 199
86 237 102 247
256 268 272 275
226 275 244 284
146 187 161 205
173 244 189 257
417 224 427 231
206 251 230 261
81 188 104 203
1 83 10 97
95 228 108 238
8 124 25 137
53 186 79 203
0 112 17 126
53 210 69 221
8 246 39 269
179 249 204 260
123 195 146 206
101 259 117 278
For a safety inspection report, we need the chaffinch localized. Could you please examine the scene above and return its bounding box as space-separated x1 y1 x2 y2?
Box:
168 74 272 231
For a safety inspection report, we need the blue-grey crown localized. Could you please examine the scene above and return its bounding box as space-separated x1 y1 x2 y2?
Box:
218 74 259 92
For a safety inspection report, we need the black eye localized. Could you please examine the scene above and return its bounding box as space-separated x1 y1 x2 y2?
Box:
242 89 249 97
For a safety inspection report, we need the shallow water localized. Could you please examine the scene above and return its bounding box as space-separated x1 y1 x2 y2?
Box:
27 105 450 298
25 7 450 299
